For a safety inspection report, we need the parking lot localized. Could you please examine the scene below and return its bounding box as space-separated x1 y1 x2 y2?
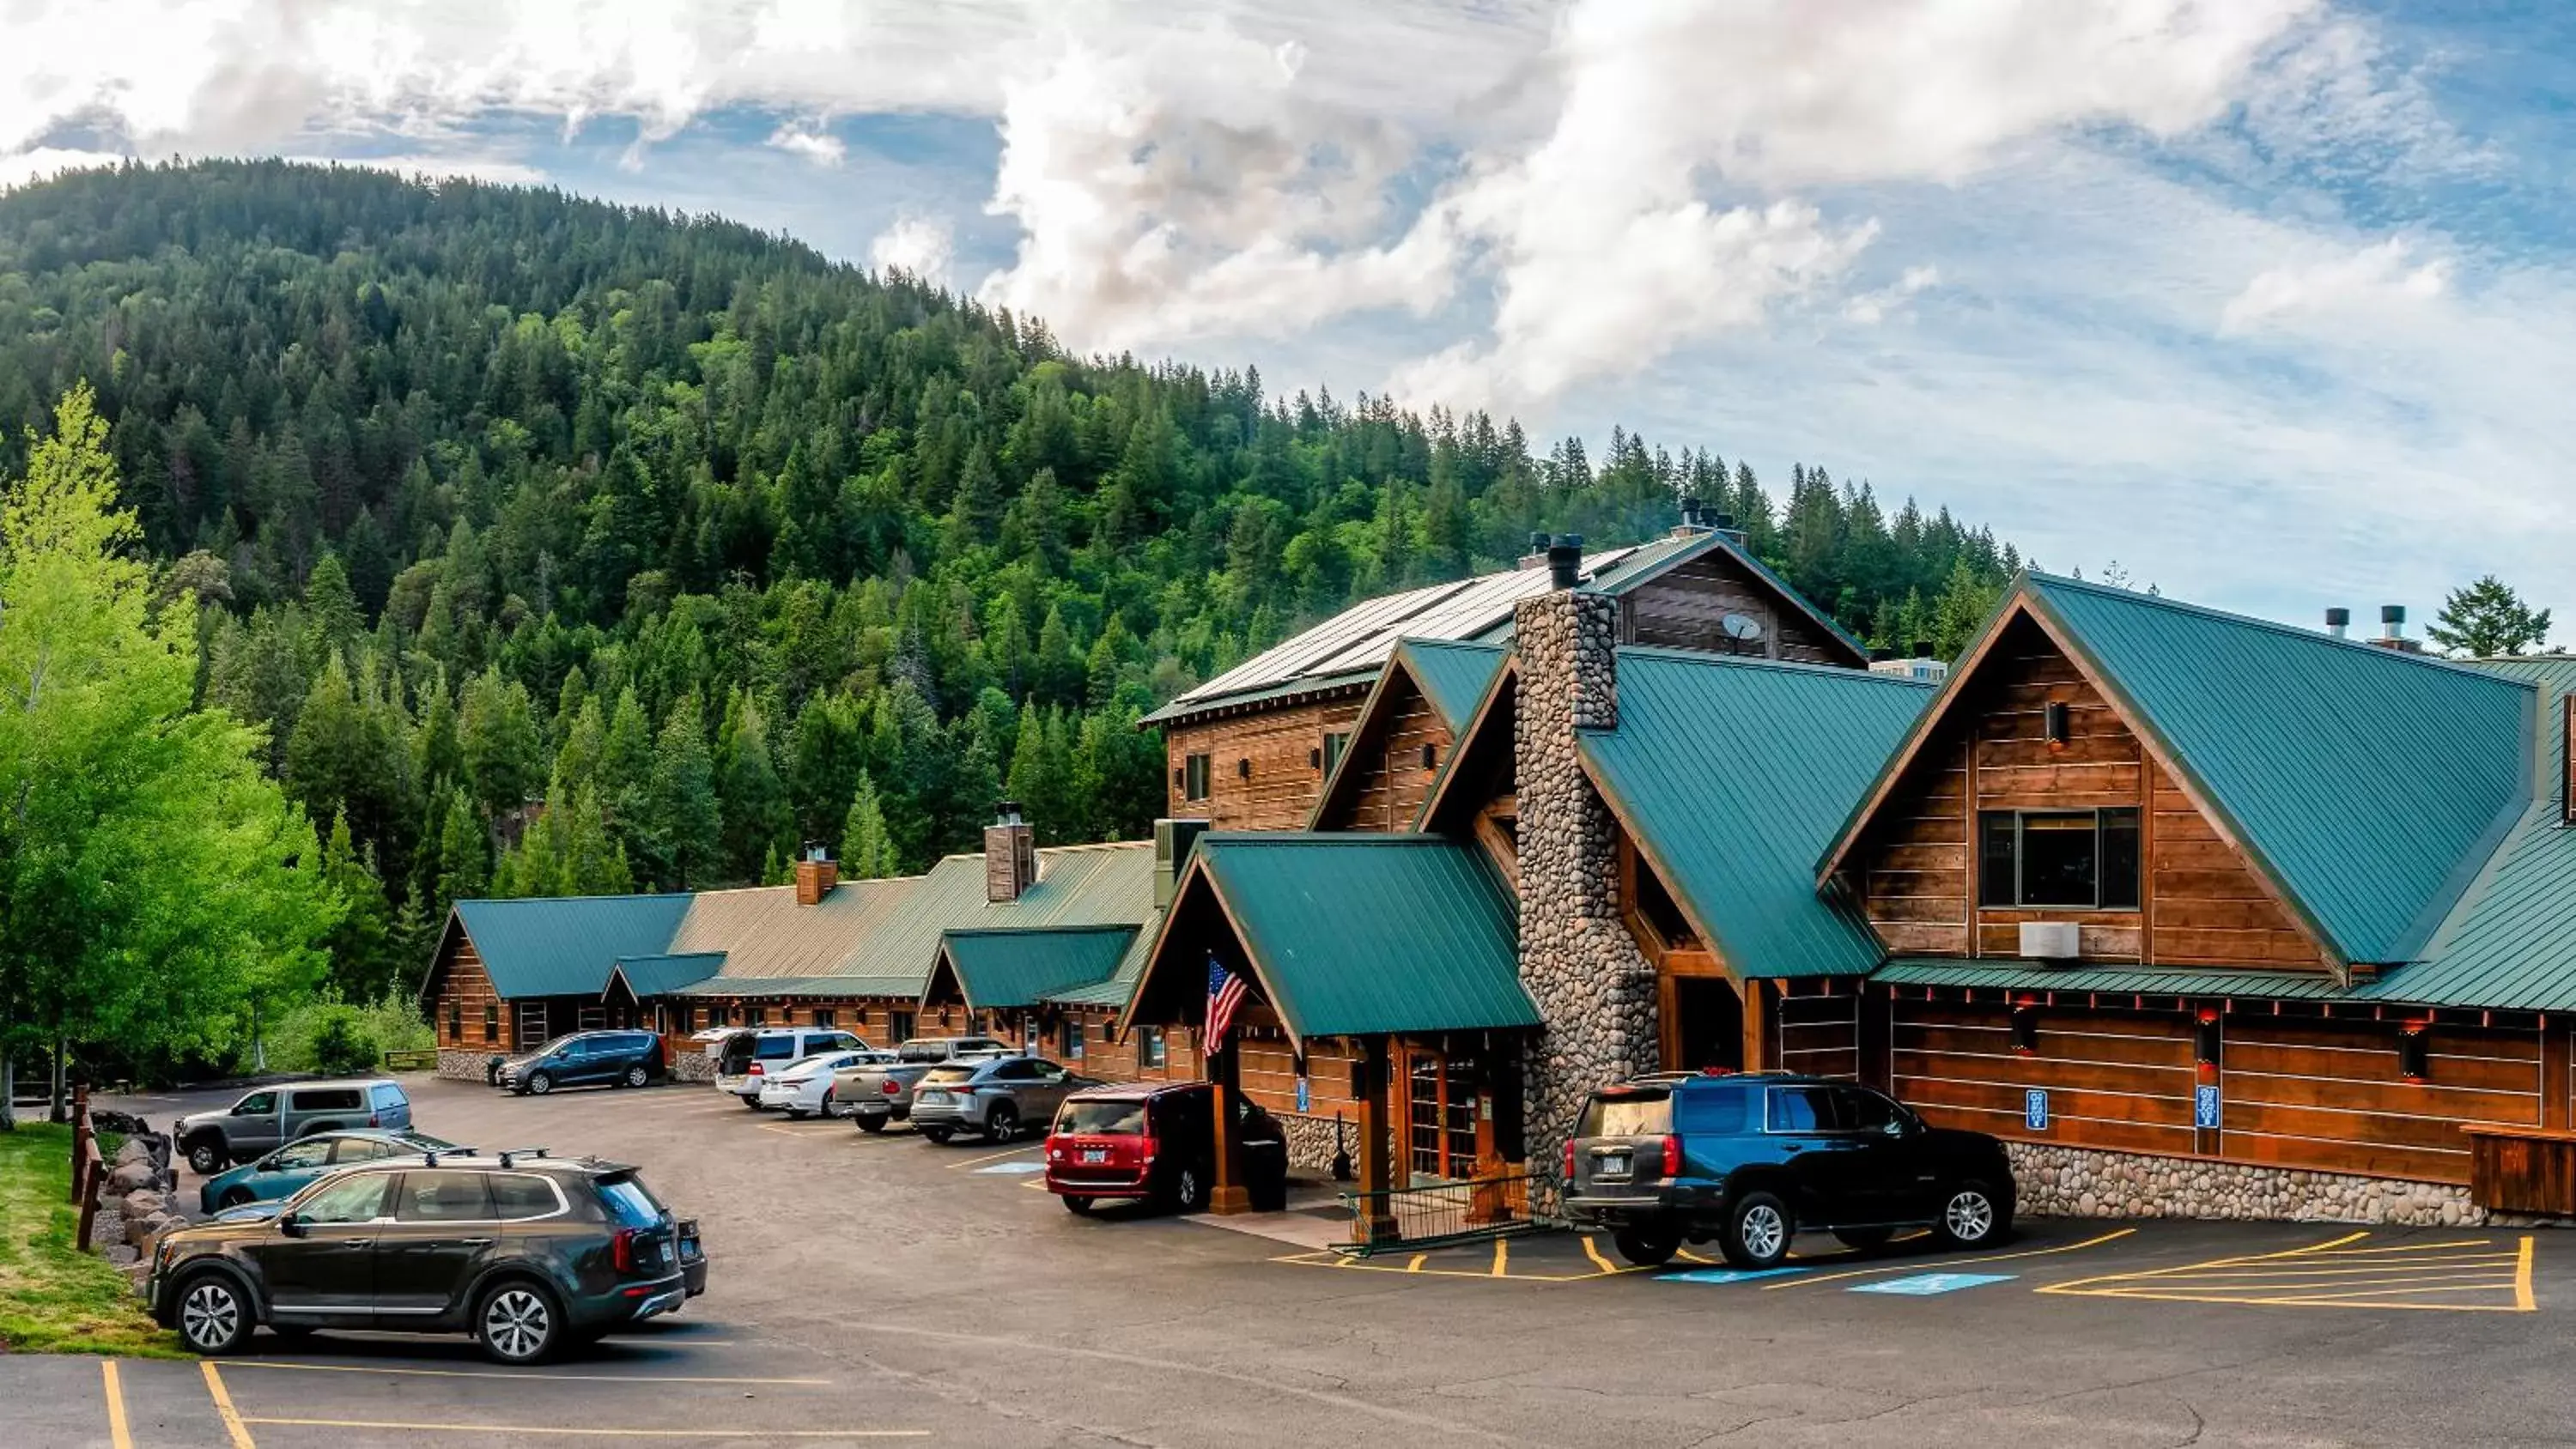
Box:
17 1075 2574 1447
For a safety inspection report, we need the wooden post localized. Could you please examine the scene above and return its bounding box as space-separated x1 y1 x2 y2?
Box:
1353 1038 1394 1246
1740 979 1775 1071
1207 1043 1250 1216
69 1083 90 1204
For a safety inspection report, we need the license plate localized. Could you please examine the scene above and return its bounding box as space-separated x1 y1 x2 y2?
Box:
920 1090 948 1103
1081 1149 1108 1164
1598 1151 1631 1177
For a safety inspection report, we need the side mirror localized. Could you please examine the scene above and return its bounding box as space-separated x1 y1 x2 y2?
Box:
1881 1119 1906 1137
278 1211 309 1238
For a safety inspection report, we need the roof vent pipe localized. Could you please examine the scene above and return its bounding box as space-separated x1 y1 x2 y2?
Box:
1546 535 1584 591
2325 607 2350 640
2381 604 2405 641
1679 495 1703 528
1912 640 1935 658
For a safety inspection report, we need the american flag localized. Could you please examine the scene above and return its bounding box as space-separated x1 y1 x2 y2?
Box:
1205 956 1249 1052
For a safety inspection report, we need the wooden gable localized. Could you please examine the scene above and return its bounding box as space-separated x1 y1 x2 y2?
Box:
1416 660 1520 882
1162 693 1366 830
1619 546 1864 666
1309 660 1459 833
1838 608 2331 972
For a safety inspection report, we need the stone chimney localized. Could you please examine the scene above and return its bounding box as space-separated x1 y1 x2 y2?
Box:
984 802 1037 904
793 843 838 906
1511 589 1658 1207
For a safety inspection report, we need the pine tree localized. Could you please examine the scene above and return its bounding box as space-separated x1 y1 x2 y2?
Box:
714 688 789 880
2427 576 2553 658
643 692 720 888
841 770 896 880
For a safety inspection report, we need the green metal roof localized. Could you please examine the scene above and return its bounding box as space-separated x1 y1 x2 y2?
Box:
605 952 726 999
1873 958 2353 1001
671 973 920 998
933 925 1139 1009
1582 651 1934 979
1185 833 1537 1041
2371 657 2576 1011
1396 639 1510 734
450 894 694 999
2020 574 2536 966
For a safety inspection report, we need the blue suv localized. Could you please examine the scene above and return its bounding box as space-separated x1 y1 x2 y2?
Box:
1563 1072 2014 1270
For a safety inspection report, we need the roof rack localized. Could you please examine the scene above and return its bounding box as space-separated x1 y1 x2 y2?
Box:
495 1146 552 1168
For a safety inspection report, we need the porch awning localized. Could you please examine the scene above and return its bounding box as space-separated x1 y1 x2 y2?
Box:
1126 833 1537 1049
925 925 1139 1011
603 952 726 1001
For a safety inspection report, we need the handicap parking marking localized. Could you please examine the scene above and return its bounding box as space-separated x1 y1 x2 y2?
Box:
1849 1271 2018 1295
975 1160 1047 1174
1661 1266 1807 1285
945 1143 1042 1170
2038 1231 2537 1313
1760 1228 2136 1292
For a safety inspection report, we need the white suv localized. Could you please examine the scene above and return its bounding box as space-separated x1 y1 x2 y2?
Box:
714 1028 866 1106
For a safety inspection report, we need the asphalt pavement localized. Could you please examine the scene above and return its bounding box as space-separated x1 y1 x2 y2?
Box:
10 1076 2572 1448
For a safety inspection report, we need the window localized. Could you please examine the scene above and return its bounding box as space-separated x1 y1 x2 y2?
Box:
1139 1026 1167 1068
233 1092 276 1118
595 1175 665 1228
1674 1086 1748 1135
1059 1018 1084 1060
748 1006 769 1026
482 1003 500 1043
295 1173 392 1224
890 1010 915 1043
371 1084 408 1112
394 1170 494 1222
447 1002 462 1041
1182 753 1212 802
331 1138 393 1164
290 1088 364 1113
811 1008 836 1028
1978 809 2140 909
578 1005 606 1031
1579 1087 1673 1137
270 1140 334 1170
489 1174 562 1220
1829 1086 1902 1133
1765 1086 1833 1132
685 1007 702 1030
1320 731 1352 776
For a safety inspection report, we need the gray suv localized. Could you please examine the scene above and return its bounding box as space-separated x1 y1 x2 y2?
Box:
178 1081 414 1175
911 1057 1094 1144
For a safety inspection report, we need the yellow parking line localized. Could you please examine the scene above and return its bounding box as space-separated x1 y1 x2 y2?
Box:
2077 1270 2518 1298
1406 1253 1428 1273
2292 1239 2496 1257
202 1362 257 1449
2518 1234 2537 1311
1491 1238 1509 1277
237 1420 925 1439
101 1362 133 1449
1765 1228 2136 1292
2040 1232 2367 1297
1580 1236 1619 1274
1674 1248 1715 1265
947 1143 1039 1170
216 1360 828 1386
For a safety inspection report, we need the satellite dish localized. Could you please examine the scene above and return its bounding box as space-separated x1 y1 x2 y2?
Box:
1721 612 1764 641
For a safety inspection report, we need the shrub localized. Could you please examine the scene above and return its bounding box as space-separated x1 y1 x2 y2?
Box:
310 1011 380 1076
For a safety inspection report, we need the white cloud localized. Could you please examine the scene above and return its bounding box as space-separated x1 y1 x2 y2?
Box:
1844 266 1941 325
868 213 954 287
0 147 122 191
765 123 844 167
2219 237 2452 334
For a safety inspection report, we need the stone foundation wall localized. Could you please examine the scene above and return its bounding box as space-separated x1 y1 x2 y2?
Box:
672 1052 717 1083
2009 1143 2501 1226
1515 591 1661 1215
435 1048 493 1082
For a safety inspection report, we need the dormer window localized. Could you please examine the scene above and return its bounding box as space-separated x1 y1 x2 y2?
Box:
1978 809 2140 910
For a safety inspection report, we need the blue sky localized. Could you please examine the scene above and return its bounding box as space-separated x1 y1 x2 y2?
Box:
4 0 2570 634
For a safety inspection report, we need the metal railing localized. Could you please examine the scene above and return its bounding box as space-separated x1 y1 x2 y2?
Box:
1334 1171 1542 1257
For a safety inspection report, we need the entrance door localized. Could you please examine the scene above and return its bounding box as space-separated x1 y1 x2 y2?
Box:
1671 977 1744 1073
1406 1052 1481 1180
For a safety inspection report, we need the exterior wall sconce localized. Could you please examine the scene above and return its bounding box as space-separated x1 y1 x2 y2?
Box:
2009 1000 2038 1055
2399 1022 2431 1082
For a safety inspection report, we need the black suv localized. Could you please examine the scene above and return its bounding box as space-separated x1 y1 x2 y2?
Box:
1563 1072 2015 1270
144 1149 704 1363
494 1029 667 1094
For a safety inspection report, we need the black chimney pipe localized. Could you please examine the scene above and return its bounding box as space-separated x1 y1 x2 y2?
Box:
1679 495 1702 528
1528 531 1552 554
1546 534 1585 590
1912 641 1935 658
2381 604 2406 640
2325 606 2351 639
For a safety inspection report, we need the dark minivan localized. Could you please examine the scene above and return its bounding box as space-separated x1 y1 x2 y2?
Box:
495 1030 667 1094
1043 1082 1288 1215
1562 1072 2014 1270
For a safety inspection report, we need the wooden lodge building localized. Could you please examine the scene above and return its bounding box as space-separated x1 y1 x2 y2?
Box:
424 503 2576 1225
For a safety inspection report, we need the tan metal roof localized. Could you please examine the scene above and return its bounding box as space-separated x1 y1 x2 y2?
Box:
665 874 928 979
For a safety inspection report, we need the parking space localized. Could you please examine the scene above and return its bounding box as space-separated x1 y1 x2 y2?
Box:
24 1076 2576 1449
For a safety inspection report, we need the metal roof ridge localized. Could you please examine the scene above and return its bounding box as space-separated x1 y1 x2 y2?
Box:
2025 571 2544 688
1201 830 1451 845
457 891 688 907
1609 646 1939 688
943 922 1139 939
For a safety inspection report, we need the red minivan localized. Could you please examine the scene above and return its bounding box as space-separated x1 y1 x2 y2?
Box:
1043 1082 1286 1215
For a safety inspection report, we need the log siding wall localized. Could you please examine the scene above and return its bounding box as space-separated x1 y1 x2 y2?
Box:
1620 555 1848 664
1315 678 1454 833
1163 697 1366 830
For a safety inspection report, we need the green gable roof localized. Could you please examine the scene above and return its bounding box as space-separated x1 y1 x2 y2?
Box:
1397 638 1510 734
933 925 1139 1010
1582 651 1934 979
450 894 694 1000
2023 574 2535 966
1183 834 1536 1041
606 952 726 999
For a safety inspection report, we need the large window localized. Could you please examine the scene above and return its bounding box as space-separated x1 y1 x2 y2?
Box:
1182 753 1212 802
1978 809 2140 909
1320 731 1352 776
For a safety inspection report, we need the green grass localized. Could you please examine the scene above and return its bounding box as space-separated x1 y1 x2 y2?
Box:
0 1123 182 1355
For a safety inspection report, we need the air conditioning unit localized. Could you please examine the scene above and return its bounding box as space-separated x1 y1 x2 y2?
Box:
2019 922 2081 961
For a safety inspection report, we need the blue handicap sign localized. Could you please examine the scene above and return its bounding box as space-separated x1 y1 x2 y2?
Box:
2024 1088 2049 1131
975 1161 1046 1175
2196 1083 2221 1129
1851 1272 2017 1296
1661 1267 1805 1285
1296 1075 1311 1113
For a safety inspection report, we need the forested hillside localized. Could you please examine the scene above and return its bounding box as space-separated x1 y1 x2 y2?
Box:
0 161 2020 1003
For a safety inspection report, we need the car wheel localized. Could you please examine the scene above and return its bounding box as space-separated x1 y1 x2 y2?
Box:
741 1094 764 1110
821 1087 839 1117
527 1070 554 1096
623 1064 648 1088
854 1116 886 1135
1061 1194 1094 1216
1832 1227 1894 1252
1720 1190 1794 1270
476 1281 564 1365
186 1139 228 1175
1171 1164 1209 1214
984 1103 1019 1142
216 1186 256 1210
1933 1179 2009 1249
175 1272 255 1355
786 1106 810 1121
1612 1227 1680 1267
920 1126 953 1145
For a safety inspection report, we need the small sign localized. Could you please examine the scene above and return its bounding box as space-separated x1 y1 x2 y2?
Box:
1662 1267 1805 1285
2024 1088 2050 1131
1295 1075 1311 1114
2195 1083 2221 1130
1851 1272 2017 1296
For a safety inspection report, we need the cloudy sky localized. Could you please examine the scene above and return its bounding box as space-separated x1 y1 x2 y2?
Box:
4 0 2569 628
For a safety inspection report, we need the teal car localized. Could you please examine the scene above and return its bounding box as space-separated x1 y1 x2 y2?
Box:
195 1129 458 1215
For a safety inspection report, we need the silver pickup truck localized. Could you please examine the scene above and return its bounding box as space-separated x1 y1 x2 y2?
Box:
832 1037 1012 1132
